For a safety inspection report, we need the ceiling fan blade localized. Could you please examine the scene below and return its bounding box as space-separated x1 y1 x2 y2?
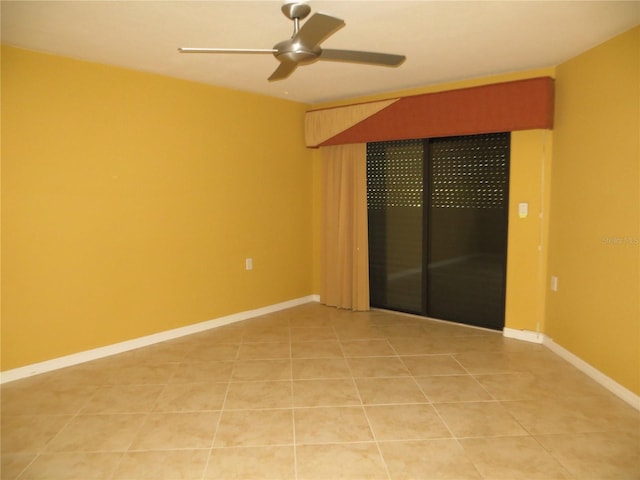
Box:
295 13 345 47
268 61 298 82
178 48 276 54
320 49 406 66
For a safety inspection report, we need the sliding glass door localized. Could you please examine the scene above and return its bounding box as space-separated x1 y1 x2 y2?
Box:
367 140 424 314
367 133 510 330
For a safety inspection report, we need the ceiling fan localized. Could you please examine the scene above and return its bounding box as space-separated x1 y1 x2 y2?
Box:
178 1 406 82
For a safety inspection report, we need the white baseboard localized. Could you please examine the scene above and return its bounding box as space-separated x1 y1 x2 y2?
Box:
503 327 640 411
0 295 320 384
503 327 545 344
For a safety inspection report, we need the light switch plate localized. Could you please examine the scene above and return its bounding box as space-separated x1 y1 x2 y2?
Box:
518 202 528 218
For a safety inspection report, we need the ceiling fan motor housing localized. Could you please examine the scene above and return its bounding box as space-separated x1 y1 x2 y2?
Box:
274 39 321 65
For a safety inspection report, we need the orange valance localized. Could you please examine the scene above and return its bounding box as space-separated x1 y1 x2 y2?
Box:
305 77 554 147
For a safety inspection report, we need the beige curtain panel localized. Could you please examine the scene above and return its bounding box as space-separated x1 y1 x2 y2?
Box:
320 143 370 311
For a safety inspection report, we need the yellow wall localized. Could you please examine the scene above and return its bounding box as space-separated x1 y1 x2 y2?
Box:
506 130 553 332
1 46 315 370
546 26 640 395
310 148 323 294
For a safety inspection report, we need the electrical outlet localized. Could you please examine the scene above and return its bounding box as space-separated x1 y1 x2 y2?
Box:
550 276 558 292
245 258 253 270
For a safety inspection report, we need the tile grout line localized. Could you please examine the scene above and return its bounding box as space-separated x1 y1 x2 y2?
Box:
199 333 241 480
392 337 488 480
110 384 161 478
526 434 580 480
391 341 438 407
340 333 393 480
289 314 299 480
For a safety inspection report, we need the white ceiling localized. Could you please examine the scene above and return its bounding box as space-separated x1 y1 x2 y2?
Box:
2 0 639 104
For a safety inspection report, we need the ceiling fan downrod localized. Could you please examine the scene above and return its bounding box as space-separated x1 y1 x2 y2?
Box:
282 2 311 37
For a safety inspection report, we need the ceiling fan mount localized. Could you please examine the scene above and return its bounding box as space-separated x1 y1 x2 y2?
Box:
178 1 406 81
281 2 312 22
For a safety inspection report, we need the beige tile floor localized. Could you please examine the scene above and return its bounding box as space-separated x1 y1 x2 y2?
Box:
1 303 639 479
